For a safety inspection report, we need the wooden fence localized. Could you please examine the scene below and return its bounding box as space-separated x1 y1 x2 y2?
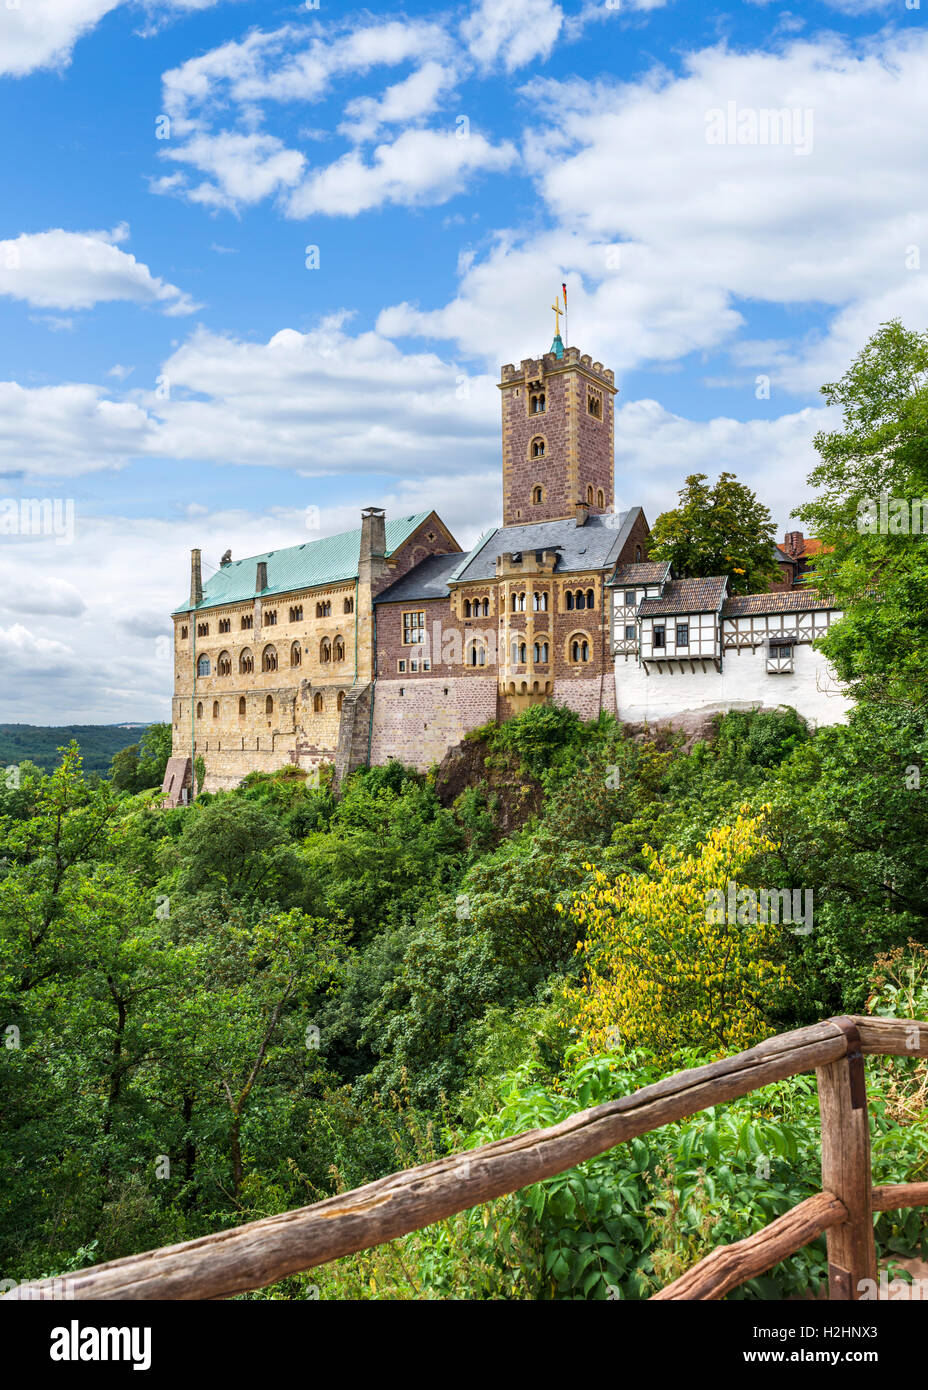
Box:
6 1014 928 1302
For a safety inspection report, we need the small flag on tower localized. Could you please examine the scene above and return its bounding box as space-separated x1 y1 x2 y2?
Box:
562 282 567 308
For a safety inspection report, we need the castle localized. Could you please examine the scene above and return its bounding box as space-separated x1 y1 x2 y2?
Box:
162 326 850 804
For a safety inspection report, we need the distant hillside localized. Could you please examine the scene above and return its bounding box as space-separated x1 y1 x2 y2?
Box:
0 724 159 775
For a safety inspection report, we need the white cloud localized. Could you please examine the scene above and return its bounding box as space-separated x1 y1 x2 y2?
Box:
380 31 928 395
461 0 564 72
0 225 199 314
0 0 230 78
339 61 458 142
285 127 517 218
159 130 305 210
0 381 153 478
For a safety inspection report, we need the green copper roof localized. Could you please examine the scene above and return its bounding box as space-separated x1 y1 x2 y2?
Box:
174 512 432 613
550 332 565 360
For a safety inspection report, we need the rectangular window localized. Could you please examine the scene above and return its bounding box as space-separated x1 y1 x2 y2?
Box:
422 658 431 671
403 610 426 645
624 590 636 606
397 659 407 673
624 625 636 641
676 623 689 646
653 625 665 649
410 659 419 672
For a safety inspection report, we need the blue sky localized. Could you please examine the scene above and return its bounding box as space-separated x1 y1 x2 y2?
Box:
0 0 925 721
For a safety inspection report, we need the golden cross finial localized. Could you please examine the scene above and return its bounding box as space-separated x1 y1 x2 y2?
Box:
551 294 563 337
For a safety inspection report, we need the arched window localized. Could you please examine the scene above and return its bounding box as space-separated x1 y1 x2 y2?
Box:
333 638 345 662
262 645 278 672
566 590 574 611
519 592 526 612
316 601 331 618
570 635 591 663
217 651 232 676
197 655 210 677
575 590 586 611
197 622 209 637
511 593 518 612
519 642 527 663
586 589 595 609
530 437 545 459
482 598 490 616
180 625 188 640
238 696 246 718
597 489 605 509
320 638 331 663
468 640 486 668
510 639 519 665
530 392 546 414
534 641 550 663
533 591 549 612
196 701 203 719
289 605 303 623
532 485 543 505
344 597 354 614
587 484 594 505
264 610 277 627
241 614 253 630
291 641 301 667
239 648 254 675
635 545 642 563
337 691 345 711
464 600 472 618
265 695 273 717
212 701 219 719
313 692 324 713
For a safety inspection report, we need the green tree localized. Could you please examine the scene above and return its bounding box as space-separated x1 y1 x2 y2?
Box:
796 319 928 705
649 472 779 595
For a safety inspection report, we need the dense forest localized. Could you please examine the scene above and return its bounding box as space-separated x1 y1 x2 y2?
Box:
0 724 159 777
3 322 928 1299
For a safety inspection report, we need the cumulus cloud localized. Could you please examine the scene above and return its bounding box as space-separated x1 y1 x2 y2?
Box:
461 0 565 72
0 225 199 315
0 0 230 78
285 128 517 218
380 31 928 396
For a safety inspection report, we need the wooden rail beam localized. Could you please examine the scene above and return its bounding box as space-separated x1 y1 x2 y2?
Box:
651 1191 848 1301
871 1182 928 1212
5 1015 926 1303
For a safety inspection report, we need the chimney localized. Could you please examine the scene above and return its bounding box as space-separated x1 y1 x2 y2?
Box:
359 507 389 587
190 548 203 606
784 531 804 558
574 500 590 528
255 560 268 592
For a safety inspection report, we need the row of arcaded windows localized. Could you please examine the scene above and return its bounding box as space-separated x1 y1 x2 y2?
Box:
509 640 551 664
566 588 596 611
195 691 347 720
510 591 550 613
465 633 591 667
463 597 490 617
196 638 347 678
184 597 355 639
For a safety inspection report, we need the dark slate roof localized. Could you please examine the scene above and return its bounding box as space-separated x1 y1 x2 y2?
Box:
174 512 433 614
722 590 838 617
451 509 640 584
638 576 729 617
774 545 797 565
610 560 671 587
374 551 465 605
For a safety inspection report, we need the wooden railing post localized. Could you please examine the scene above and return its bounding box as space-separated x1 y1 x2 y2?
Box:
816 1018 877 1300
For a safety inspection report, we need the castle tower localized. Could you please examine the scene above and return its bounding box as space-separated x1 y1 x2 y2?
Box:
498 333 616 527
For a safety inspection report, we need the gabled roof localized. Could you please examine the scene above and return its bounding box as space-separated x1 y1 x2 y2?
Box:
722 590 838 617
639 576 729 617
374 551 464 605
451 510 641 584
174 513 433 613
610 560 672 587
